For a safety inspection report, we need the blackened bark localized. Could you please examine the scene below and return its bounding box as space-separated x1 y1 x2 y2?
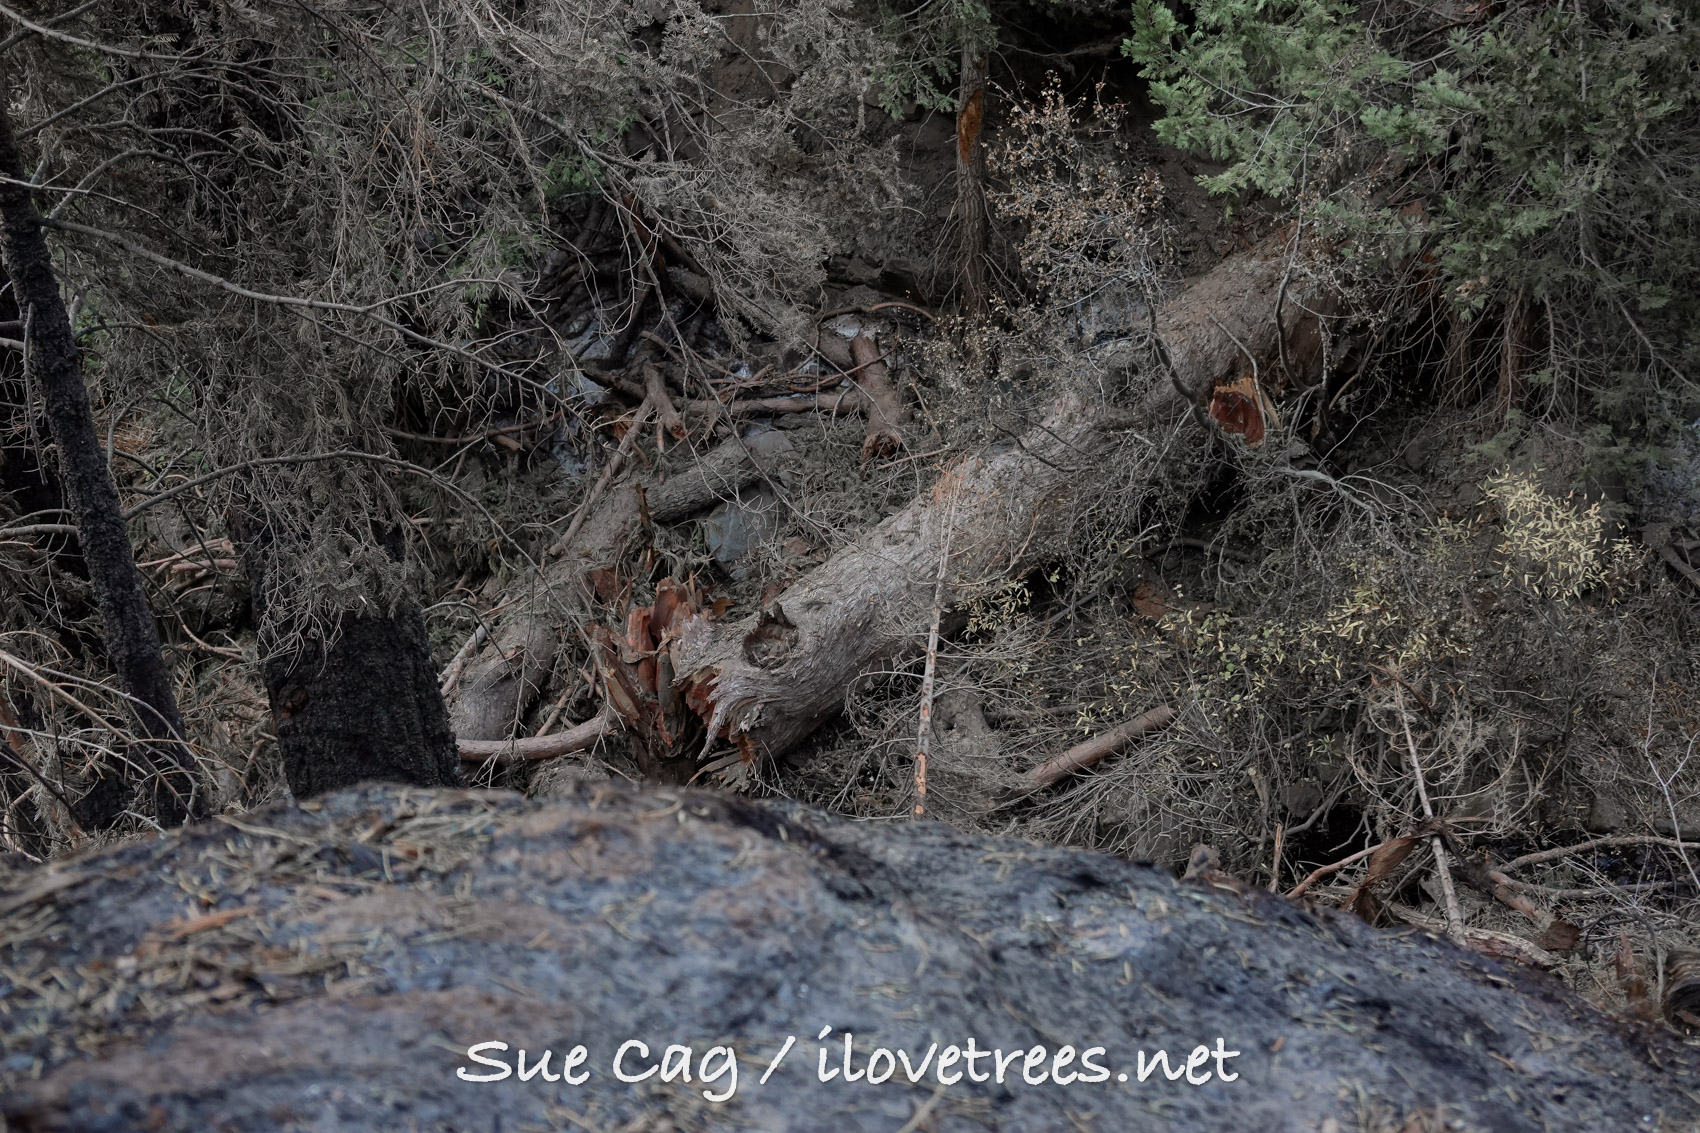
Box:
0 86 202 824
249 593 462 799
0 264 57 519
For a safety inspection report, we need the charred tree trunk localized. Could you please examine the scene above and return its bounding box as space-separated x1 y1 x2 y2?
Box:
0 86 203 825
252 606 460 800
239 529 461 799
0 266 57 522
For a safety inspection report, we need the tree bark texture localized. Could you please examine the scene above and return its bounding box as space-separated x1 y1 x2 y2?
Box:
248 584 461 799
953 47 989 314
0 86 202 824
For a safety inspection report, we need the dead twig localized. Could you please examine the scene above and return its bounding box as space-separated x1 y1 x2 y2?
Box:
1286 836 1405 899
1499 834 1700 873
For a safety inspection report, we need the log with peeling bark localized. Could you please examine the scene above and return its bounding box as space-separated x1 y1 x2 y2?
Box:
449 239 1319 767
849 332 904 461
667 242 1315 768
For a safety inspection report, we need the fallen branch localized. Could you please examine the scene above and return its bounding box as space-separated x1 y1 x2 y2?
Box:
382 418 553 447
1393 684 1466 946
681 388 865 421
850 332 904 462
456 709 615 764
1286 837 1403 900
547 400 655 559
1385 903 1560 969
439 623 491 696
913 477 960 817
1500 834 1700 872
643 362 686 448
0 522 79 538
1025 706 1176 791
1660 543 1700 591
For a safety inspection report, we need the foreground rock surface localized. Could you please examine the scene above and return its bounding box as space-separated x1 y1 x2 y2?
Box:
1 782 1694 1132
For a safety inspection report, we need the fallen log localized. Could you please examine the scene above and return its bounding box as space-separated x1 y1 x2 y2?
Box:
450 240 1315 764
1 782 1691 1132
448 426 795 742
668 242 1311 768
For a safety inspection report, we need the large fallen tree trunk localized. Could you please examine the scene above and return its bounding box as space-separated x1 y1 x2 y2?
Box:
669 243 1314 767
0 782 1691 1132
449 240 1320 767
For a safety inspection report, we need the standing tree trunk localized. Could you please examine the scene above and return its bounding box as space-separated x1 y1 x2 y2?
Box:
250 603 462 800
237 520 461 799
0 80 203 825
953 46 990 315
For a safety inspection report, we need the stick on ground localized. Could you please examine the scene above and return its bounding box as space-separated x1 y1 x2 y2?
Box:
1025 706 1176 791
457 709 615 765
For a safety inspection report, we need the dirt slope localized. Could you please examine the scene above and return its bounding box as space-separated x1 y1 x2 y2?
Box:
2 781 1694 1132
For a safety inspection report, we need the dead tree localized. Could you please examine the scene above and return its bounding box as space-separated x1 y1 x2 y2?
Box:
450 240 1320 772
667 244 1317 767
229 506 462 799
0 87 202 824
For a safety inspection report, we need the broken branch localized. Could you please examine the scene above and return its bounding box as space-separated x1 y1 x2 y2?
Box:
456 709 616 764
1025 706 1176 791
643 362 686 448
850 332 904 462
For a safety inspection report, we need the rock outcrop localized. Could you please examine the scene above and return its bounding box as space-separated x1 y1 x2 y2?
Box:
2 781 1694 1132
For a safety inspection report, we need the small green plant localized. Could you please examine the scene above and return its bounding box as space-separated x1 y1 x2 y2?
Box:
1127 0 1700 459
